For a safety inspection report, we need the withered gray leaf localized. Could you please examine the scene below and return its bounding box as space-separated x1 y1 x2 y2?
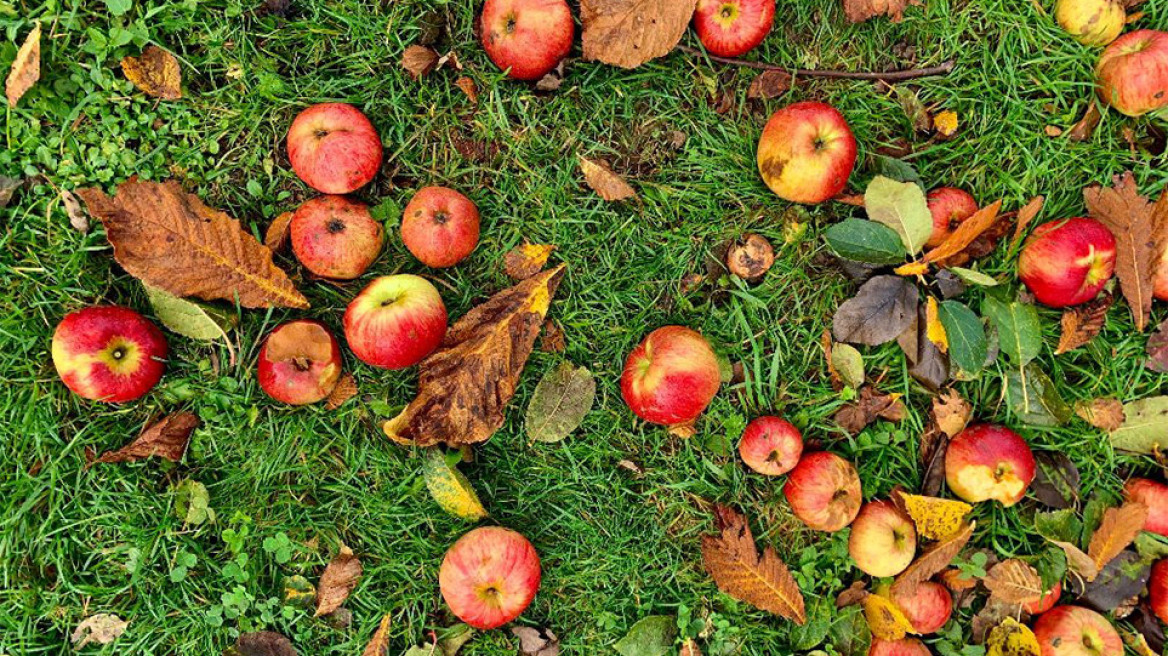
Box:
525 362 595 443
832 275 918 346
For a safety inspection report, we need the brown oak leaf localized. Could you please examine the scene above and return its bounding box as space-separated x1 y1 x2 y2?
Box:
504 243 556 280
361 614 392 656
1011 196 1044 251
982 559 1045 605
325 373 357 411
264 211 294 252
933 389 972 437
1056 292 1113 354
121 45 183 100
700 505 806 623
843 0 918 23
77 178 308 309
315 544 361 617
924 200 1004 264
1075 398 1125 431
1087 501 1148 573
402 45 439 79
95 412 199 464
892 521 975 595
580 0 697 69
579 156 636 201
5 22 40 107
747 70 792 100
834 385 906 435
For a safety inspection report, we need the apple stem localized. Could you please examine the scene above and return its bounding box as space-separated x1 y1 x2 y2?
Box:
676 45 956 82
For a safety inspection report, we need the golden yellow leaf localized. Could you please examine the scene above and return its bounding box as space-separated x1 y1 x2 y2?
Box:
701 505 806 624
893 491 972 541
986 618 1041 656
6 22 39 107
121 45 182 100
504 243 556 280
1088 501 1148 572
422 447 488 521
982 559 1044 605
863 590 915 641
925 297 949 353
895 261 930 277
934 110 959 137
579 156 636 201
923 200 1004 264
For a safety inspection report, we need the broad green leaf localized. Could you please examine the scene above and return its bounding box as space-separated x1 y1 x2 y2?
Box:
1035 509 1083 544
1004 363 1071 427
983 298 1042 365
421 448 487 521
824 219 906 265
614 615 676 656
144 283 235 341
864 176 932 255
937 301 987 375
949 266 999 287
104 0 131 16
525 362 595 443
831 342 865 390
870 154 924 188
1111 396 1168 454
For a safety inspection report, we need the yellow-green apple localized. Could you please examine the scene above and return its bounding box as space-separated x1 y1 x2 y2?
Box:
290 195 384 280
1096 30 1168 117
945 424 1035 506
287 103 383 194
1056 0 1124 46
738 415 803 476
784 451 862 532
849 500 917 577
869 638 931 656
439 526 541 630
757 101 857 205
620 326 721 426
1033 606 1123 656
480 0 573 81
891 581 953 634
1151 559 1168 624
257 320 342 405
52 306 167 403
925 187 979 248
401 187 480 268
1024 581 1062 615
693 0 775 58
343 274 447 369
1018 218 1116 308
1123 478 1168 536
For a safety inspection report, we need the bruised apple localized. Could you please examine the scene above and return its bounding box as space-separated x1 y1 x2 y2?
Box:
1056 0 1124 46
892 581 953 634
849 500 917 578
287 103 383 194
401 187 481 268
290 195 384 279
480 0 572 81
693 0 775 58
439 526 541 630
1151 559 1168 625
1123 478 1168 536
343 274 447 369
925 187 979 248
1024 581 1063 615
945 424 1035 506
757 101 857 204
738 416 803 476
1033 606 1123 656
1096 30 1168 117
52 306 167 403
257 320 342 405
784 451 862 532
869 638 931 656
621 326 721 426
1018 218 1116 307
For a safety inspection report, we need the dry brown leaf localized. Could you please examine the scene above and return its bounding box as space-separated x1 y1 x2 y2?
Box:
72 613 129 648
679 639 702 656
1087 501 1148 572
1075 398 1125 431
924 200 1004 264
62 188 88 233
1011 196 1044 251
540 318 565 353
939 568 979 592
325 373 357 411
121 45 182 100
892 521 975 596
1045 125 1064 137
455 76 478 103
361 614 392 656
834 385 906 435
1056 292 1113 354
402 45 439 79
933 390 972 437
1068 102 1102 142
1050 539 1099 582
77 178 308 309
747 70 792 100
862 591 915 640
1083 172 1168 332
579 156 636 201
384 266 566 447
700 505 806 624
95 412 199 464
6 22 40 107
504 243 556 280
836 580 870 607
982 559 1045 605
315 544 362 617
580 0 697 69
843 0 916 23
264 211 294 252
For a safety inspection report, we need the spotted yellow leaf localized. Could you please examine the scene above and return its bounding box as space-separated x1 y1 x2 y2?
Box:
895 261 930 277
986 618 1040 656
894 491 973 541
926 297 949 353
422 448 487 520
862 588 915 641
934 110 958 138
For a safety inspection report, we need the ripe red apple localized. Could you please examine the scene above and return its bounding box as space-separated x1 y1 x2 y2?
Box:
343 274 447 370
738 416 803 476
1018 218 1116 307
693 0 775 58
620 326 721 426
1123 478 1168 536
849 500 917 577
1153 241 1168 301
891 581 953 635
869 638 931 656
1150 559 1168 625
439 526 541 630
400 187 481 268
757 101 857 204
784 451 863 532
1033 606 1123 656
1024 581 1063 615
1096 29 1168 117
290 195 384 280
287 103 383 194
945 424 1035 507
480 0 573 81
257 320 342 405
52 306 167 403
925 187 979 248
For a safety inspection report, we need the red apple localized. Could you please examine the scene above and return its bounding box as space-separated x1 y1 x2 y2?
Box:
1153 240 1168 301
439 526 541 630
945 424 1035 507
1123 478 1168 537
784 451 863 532
287 103 383 194
1150 559 1168 625
480 0 573 81
52 306 167 403
401 187 481 268
620 326 721 426
849 500 917 577
738 416 803 476
891 581 953 635
757 101 857 205
257 320 342 405
290 195 384 280
925 187 979 248
1018 218 1116 307
693 0 775 58
1024 581 1063 615
343 274 447 369
869 638 931 656
1033 606 1123 656
1096 29 1168 117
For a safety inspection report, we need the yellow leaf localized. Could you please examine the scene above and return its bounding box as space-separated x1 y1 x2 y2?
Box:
934 110 959 137
894 491 972 541
121 45 183 100
894 261 930 277
504 243 556 280
863 589 915 641
986 618 1040 656
926 297 949 353
5 22 40 107
422 448 488 521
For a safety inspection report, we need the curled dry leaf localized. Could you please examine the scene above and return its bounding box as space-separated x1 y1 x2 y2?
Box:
1087 502 1148 573
535 61 566 92
893 491 973 541
72 613 129 648
325 373 357 410
580 0 698 69
1056 292 1112 354
726 233 774 282
504 243 556 280
95 412 199 464
5 22 40 107
315 544 362 617
933 389 972 437
402 45 440 79
982 559 1045 605
834 385 906 435
891 521 975 596
1045 125 1064 137
843 0 917 23
924 200 1004 264
455 76 478 103
579 156 636 201
61 188 88 233
264 211 294 252
1075 398 1124 431
836 580 870 608
512 626 560 656
361 614 392 656
0 175 21 209
1068 102 1102 142
747 70 792 100
1011 196 1044 251
121 45 183 100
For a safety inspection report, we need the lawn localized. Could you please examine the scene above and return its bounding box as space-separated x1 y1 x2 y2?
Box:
2 0 1167 654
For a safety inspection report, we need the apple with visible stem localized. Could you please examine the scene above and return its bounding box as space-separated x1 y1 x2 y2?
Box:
287 103 383 194
1024 581 1063 615
257 320 342 405
849 500 917 577
401 187 481 268
869 638 931 656
1056 0 1124 47
1033 606 1123 656
290 195 384 280
738 416 803 476
925 187 979 248
891 581 953 634
757 101 857 205
1096 29 1168 117
439 526 541 630
343 274 448 370
1150 559 1168 625
1018 218 1116 307
784 451 862 532
1123 478 1168 536
945 424 1035 507
620 326 721 427
693 0 775 58
52 306 167 403
480 0 573 81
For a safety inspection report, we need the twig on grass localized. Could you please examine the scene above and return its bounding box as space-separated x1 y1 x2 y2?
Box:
677 45 956 82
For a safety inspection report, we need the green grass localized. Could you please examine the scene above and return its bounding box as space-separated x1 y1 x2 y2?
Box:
2 0 1167 653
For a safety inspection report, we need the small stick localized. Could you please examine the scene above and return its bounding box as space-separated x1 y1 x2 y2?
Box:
677 45 956 82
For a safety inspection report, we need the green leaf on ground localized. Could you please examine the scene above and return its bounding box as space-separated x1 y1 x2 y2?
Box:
824 219 907 265
173 478 214 525
1004 363 1071 426
614 615 676 656
949 266 999 286
983 298 1042 365
422 448 487 521
525 362 595 443
1111 396 1168 454
831 342 865 390
937 300 987 375
144 283 235 341
864 176 932 255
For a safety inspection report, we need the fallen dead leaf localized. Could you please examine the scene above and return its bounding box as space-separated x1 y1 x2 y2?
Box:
726 233 774 282
62 188 88 233
1068 102 1102 142
982 559 1045 605
504 243 556 280
1075 398 1125 431
747 70 792 100
230 631 299 656
1045 125 1064 138
836 580 870 607
95 412 199 464
579 156 636 201
701 505 806 623
539 319 565 353
1088 502 1148 573
933 389 972 437
679 639 702 656
361 614 392 656
121 45 183 100
325 373 357 411
843 0 917 23
1055 292 1113 354
402 45 439 79
1011 196 1044 251
892 521 975 595
512 626 560 656
893 490 973 541
315 544 362 617
264 211 294 252
580 0 697 69
863 590 914 640
834 385 906 435
934 110 959 138
72 613 129 647
5 22 40 107
455 76 478 103
924 200 1004 264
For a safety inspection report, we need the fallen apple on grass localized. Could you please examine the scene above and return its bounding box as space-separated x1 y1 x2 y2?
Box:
343 274 447 370
1096 29 1168 117
849 500 917 577
757 101 857 205
290 195 384 280
1055 0 1124 46
738 415 802 476
1024 581 1062 615
891 581 953 634
945 424 1035 506
1032 606 1123 656
1123 478 1168 536
621 326 721 427
401 186 481 268
693 0 775 58
1154 241 1168 301
869 638 931 656
925 187 979 248
52 306 168 403
287 103 383 194
1018 218 1116 308
480 0 573 81
257 320 342 405
1151 559 1168 625
439 526 541 630
784 451 862 532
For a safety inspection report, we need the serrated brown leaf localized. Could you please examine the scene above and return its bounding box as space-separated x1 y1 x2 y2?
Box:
924 200 1004 264
1075 398 1125 431
325 373 357 411
1011 196 1044 251
121 45 182 100
539 319 565 353
384 266 565 447
843 0 916 23
580 0 697 69
579 156 636 201
933 390 972 437
834 385 906 435
95 412 199 464
700 505 806 624
892 521 975 596
77 179 308 309
315 544 361 617
6 22 40 107
361 614 392 656
504 243 556 280
1083 172 1168 332
264 211 294 252
455 76 478 104
402 45 439 79
982 559 1044 605
1068 102 1102 142
1087 502 1148 573
71 613 128 648
1056 292 1112 354
747 70 792 100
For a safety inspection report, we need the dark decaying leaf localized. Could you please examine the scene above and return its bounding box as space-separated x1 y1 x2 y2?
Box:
701 505 806 623
1074 550 1150 613
1147 317 1168 372
503 243 556 280
95 412 199 464
540 319 566 353
255 0 292 17
919 423 949 497
1132 604 1167 655
314 544 362 617
897 86 931 132
898 304 951 392
891 521 975 596
834 386 906 435
525 362 595 443
535 61 566 92
971 599 1028 645
1031 452 1081 509
748 69 792 100
512 626 560 656
226 631 299 656
580 0 698 69
832 275 918 346
325 373 357 411
0 175 22 209
1056 292 1113 355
